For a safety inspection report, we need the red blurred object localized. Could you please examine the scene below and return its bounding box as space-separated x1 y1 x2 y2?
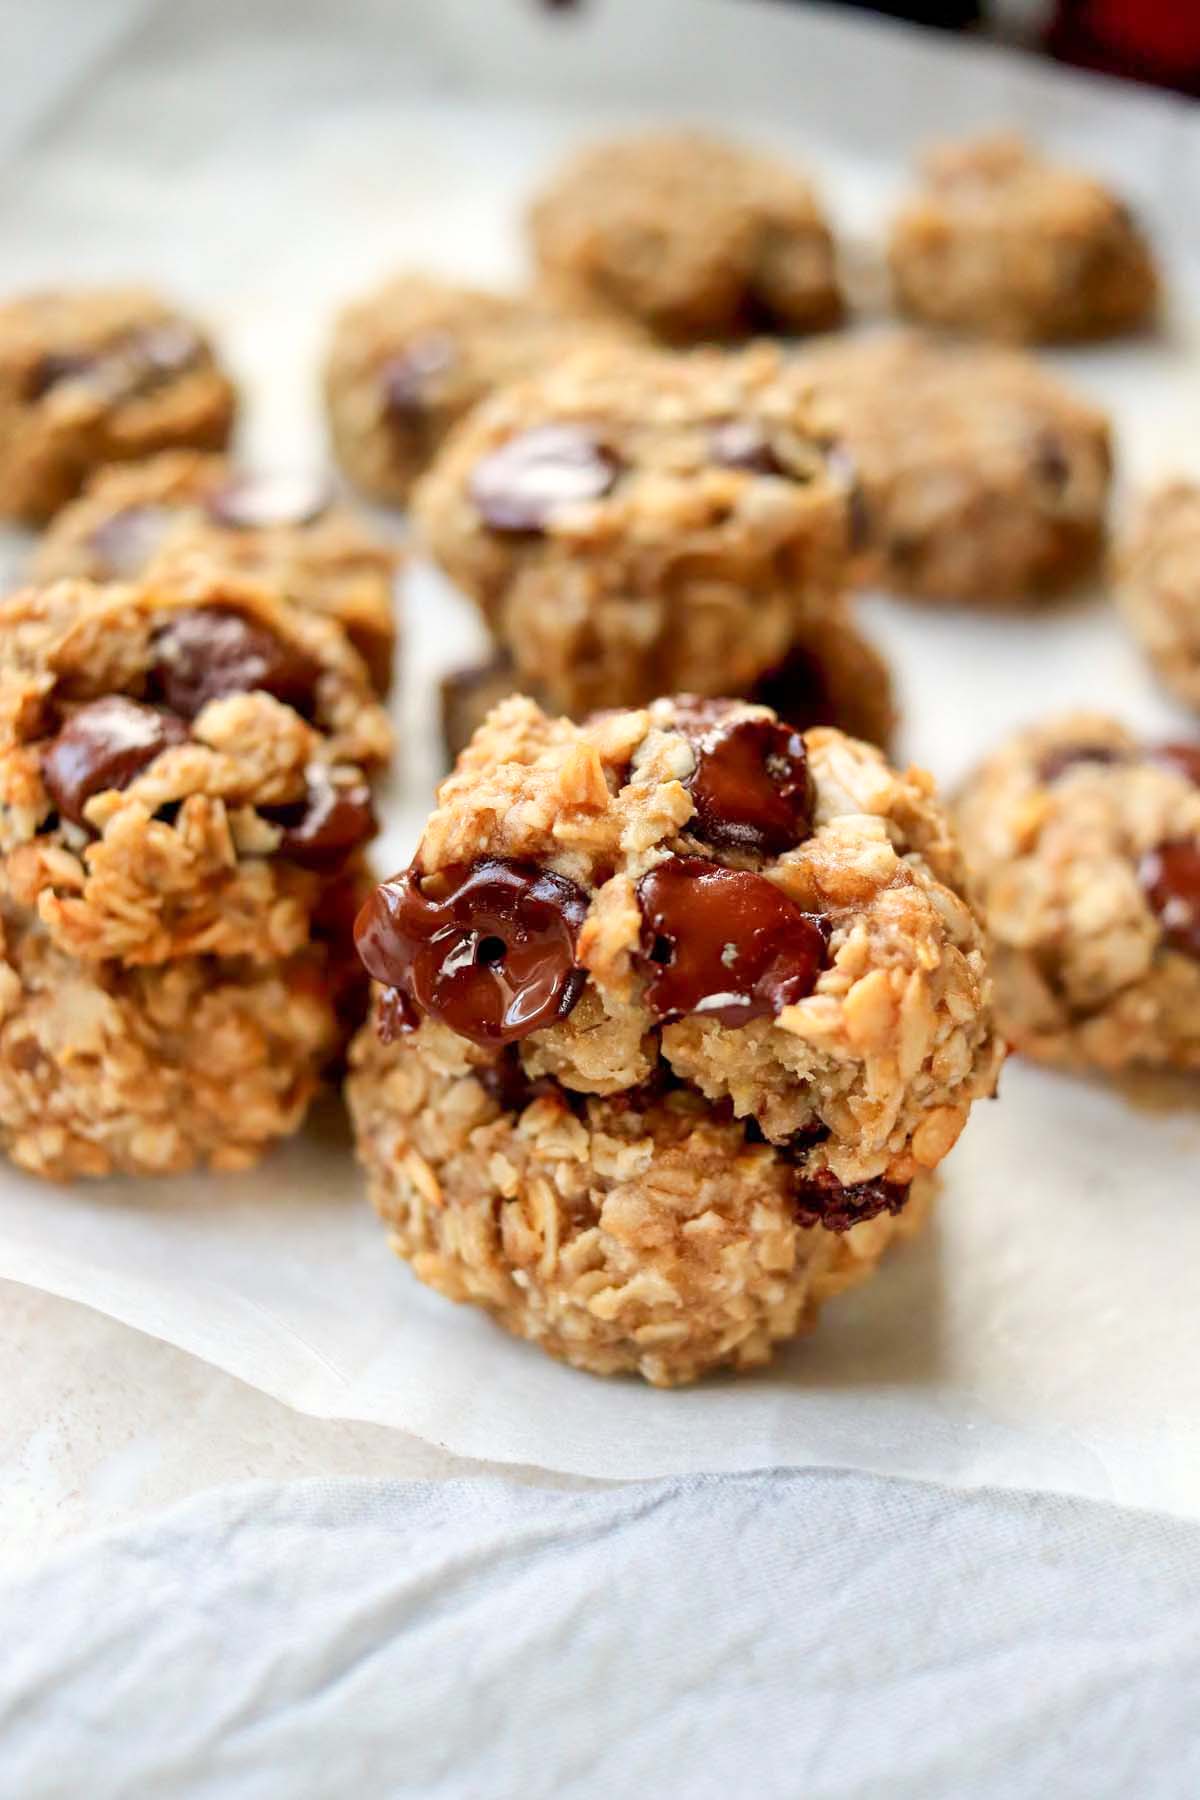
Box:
1048 0 1200 95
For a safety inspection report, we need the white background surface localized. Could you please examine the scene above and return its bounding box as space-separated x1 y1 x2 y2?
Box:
2 0 1200 1543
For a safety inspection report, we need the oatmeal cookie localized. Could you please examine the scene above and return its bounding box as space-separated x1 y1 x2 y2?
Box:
0 567 390 966
323 275 633 505
956 715 1200 1070
1114 481 1200 712
348 694 1001 1383
795 332 1111 601
0 287 236 523
0 902 341 1180
889 134 1158 343
415 340 892 729
33 452 399 693
528 130 842 343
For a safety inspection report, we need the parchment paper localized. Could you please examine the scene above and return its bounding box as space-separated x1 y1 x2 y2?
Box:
1 0 1198 1514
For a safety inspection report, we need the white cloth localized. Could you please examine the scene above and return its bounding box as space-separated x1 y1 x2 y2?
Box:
2 1470 1199 1799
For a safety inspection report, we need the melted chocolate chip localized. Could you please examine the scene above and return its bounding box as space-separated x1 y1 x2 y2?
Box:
469 424 619 532
378 986 418 1043
708 419 783 475
824 444 871 552
792 1171 910 1234
674 702 813 856
1038 743 1126 784
88 504 174 578
206 472 331 531
40 696 188 826
262 767 376 869
1149 741 1200 788
381 333 457 421
355 857 589 1048
151 608 319 720
26 323 203 406
635 857 827 1028
1033 429 1071 493
750 648 837 733
1140 840 1200 959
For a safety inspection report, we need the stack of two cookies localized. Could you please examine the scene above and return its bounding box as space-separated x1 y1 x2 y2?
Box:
0 559 392 1180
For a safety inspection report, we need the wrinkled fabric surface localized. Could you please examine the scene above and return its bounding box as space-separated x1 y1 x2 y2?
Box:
2 1470 1198 1799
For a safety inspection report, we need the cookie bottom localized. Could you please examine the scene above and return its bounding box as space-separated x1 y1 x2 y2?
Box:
348 1020 928 1387
0 905 342 1179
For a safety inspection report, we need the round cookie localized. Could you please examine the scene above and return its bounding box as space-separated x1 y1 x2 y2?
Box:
0 287 236 523
956 715 1200 1071
323 275 631 505
889 134 1158 343
415 340 892 731
348 694 1002 1384
0 905 341 1180
795 332 1111 602
528 130 843 343
1114 481 1200 713
33 451 399 694
0 567 390 967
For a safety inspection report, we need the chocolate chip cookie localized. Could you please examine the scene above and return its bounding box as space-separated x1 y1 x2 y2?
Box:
795 332 1112 602
0 566 391 1178
348 694 1002 1384
0 288 236 523
34 452 399 693
529 130 843 342
323 274 632 506
416 340 894 742
956 716 1200 1071
889 134 1158 343
1114 481 1200 713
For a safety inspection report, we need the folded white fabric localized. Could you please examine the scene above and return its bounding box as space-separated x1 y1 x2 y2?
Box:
1 1470 1198 1799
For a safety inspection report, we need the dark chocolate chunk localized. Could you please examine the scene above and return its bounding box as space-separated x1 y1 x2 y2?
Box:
1038 742 1126 783
381 332 457 421
378 986 418 1043
635 856 827 1028
824 444 871 552
88 503 175 578
791 1171 910 1234
750 647 837 733
440 653 518 766
27 323 204 406
151 607 320 720
40 696 188 826
355 857 589 1048
262 766 376 869
1140 840 1200 959
1149 741 1200 788
1033 428 1071 493
709 419 783 475
673 700 813 856
474 1045 557 1114
206 472 331 531
469 424 619 532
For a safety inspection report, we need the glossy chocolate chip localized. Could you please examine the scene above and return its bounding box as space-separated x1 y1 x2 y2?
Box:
824 444 871 552
151 608 320 720
207 472 331 531
1140 839 1200 959
1149 741 1200 788
88 504 175 578
40 696 188 826
1037 743 1126 784
469 424 619 532
709 419 783 475
1033 429 1071 493
792 1171 910 1234
262 767 376 869
635 856 827 1028
24 349 96 401
377 986 418 1044
27 323 203 406
674 701 813 856
355 857 589 1048
381 333 457 421
132 321 204 380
